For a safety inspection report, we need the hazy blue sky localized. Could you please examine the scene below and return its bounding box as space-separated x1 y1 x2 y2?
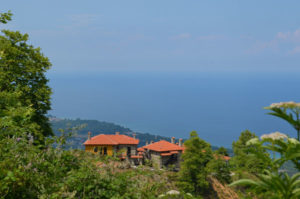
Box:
2 1 300 73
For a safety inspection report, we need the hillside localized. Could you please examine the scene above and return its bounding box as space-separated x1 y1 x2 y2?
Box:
50 116 232 154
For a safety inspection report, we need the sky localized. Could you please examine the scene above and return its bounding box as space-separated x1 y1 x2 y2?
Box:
2 0 300 73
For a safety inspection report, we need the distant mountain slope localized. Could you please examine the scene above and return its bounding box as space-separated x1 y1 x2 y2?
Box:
50 117 232 154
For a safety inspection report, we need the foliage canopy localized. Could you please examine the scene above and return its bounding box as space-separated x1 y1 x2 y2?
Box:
0 11 52 142
177 131 213 195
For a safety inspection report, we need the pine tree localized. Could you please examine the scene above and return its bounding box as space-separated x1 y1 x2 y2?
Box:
178 131 213 195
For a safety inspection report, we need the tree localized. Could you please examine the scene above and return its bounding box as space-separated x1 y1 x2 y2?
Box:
0 12 53 142
206 147 231 184
207 156 232 184
265 101 300 141
0 91 40 139
177 131 213 195
231 130 271 175
216 146 229 156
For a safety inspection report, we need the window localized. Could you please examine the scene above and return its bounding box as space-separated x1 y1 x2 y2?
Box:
94 147 98 153
103 147 107 155
127 147 131 156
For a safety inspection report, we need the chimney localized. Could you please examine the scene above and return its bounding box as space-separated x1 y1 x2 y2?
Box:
171 137 175 144
115 132 120 135
88 131 91 140
132 133 136 139
179 138 183 147
146 141 149 145
150 140 154 144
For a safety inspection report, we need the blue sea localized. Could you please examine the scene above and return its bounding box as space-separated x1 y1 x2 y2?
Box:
48 71 300 147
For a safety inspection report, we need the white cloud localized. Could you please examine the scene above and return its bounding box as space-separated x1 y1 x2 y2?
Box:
247 28 300 54
277 29 300 42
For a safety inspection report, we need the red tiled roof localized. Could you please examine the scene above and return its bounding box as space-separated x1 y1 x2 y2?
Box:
137 147 144 152
223 156 231 161
142 140 184 152
138 152 143 155
84 134 139 145
170 151 179 154
161 152 172 156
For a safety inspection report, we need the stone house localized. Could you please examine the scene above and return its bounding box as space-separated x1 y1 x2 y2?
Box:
138 137 184 169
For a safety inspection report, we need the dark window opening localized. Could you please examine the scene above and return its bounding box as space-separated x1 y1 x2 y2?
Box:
94 147 98 153
103 147 107 155
127 147 131 156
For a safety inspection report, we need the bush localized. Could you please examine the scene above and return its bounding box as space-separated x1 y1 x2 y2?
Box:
0 136 179 198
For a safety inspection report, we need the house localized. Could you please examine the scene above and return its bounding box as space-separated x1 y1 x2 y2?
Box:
84 132 141 162
138 137 184 169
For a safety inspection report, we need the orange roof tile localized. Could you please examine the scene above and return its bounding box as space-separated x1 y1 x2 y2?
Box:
223 156 231 161
142 140 184 152
170 151 179 154
84 134 139 145
137 147 145 152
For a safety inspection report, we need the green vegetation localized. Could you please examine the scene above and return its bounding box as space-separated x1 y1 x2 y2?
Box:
231 130 271 177
0 135 183 198
230 132 300 198
177 131 213 195
0 11 52 143
206 155 231 185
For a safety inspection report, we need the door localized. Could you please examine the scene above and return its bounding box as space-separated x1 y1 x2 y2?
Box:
127 147 131 157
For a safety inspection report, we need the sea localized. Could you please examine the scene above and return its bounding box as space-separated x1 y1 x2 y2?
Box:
48 71 300 148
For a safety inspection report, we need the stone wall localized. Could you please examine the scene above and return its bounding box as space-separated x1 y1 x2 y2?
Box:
150 151 162 168
115 144 138 156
